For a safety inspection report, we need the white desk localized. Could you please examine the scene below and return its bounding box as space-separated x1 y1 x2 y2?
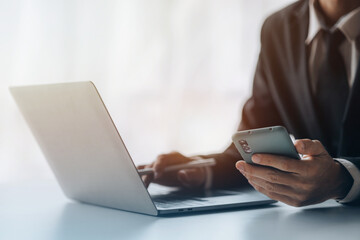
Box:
1 181 360 240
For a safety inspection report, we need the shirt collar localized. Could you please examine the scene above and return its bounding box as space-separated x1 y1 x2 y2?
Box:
306 0 360 45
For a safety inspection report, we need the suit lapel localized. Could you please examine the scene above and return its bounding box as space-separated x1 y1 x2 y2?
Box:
343 59 360 122
340 59 360 156
291 0 324 140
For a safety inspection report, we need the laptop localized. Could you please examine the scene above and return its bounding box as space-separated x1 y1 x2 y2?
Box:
10 82 276 216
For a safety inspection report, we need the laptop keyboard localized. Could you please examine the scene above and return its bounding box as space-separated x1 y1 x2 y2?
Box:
151 189 241 209
154 199 209 208
153 195 209 208
148 185 269 210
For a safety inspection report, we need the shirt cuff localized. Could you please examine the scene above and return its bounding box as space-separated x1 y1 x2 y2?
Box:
334 158 360 203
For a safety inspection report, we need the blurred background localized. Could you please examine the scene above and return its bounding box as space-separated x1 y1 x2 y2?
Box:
0 0 294 184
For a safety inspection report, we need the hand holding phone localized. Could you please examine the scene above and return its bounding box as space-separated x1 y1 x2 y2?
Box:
233 127 353 207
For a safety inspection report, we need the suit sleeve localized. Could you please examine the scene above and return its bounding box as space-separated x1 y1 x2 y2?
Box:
200 20 284 188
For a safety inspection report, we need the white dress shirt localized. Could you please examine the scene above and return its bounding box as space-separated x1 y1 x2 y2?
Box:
306 0 360 203
203 0 360 203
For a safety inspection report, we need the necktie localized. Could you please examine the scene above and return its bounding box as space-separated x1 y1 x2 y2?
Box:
315 29 349 156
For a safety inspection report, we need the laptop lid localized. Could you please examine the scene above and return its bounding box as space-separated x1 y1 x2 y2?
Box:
10 82 158 216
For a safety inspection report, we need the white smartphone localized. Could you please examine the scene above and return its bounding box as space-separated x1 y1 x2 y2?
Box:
232 126 300 164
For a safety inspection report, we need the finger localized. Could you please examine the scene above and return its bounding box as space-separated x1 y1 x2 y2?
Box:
143 174 154 188
141 164 154 187
177 168 204 188
236 161 297 185
248 176 296 196
137 165 146 170
295 139 326 156
152 156 168 179
153 153 188 179
178 171 191 188
251 154 304 173
250 181 298 206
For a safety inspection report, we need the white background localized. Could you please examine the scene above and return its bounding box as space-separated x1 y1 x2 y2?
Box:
0 0 294 184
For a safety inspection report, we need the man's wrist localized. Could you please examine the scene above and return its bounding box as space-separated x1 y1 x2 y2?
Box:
332 162 354 200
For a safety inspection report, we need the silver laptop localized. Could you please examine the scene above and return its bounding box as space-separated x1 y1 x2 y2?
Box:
10 82 276 216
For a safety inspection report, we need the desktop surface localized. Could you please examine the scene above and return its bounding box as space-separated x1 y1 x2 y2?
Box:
1 180 359 240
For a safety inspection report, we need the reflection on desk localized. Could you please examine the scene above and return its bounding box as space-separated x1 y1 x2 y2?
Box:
0 181 359 240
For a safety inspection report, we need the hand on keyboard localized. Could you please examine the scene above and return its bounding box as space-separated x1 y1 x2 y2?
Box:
137 152 207 189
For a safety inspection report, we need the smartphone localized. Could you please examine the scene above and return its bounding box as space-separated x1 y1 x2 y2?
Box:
232 126 300 164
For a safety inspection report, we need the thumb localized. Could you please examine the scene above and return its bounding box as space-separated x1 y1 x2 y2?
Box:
294 139 327 156
177 169 204 188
